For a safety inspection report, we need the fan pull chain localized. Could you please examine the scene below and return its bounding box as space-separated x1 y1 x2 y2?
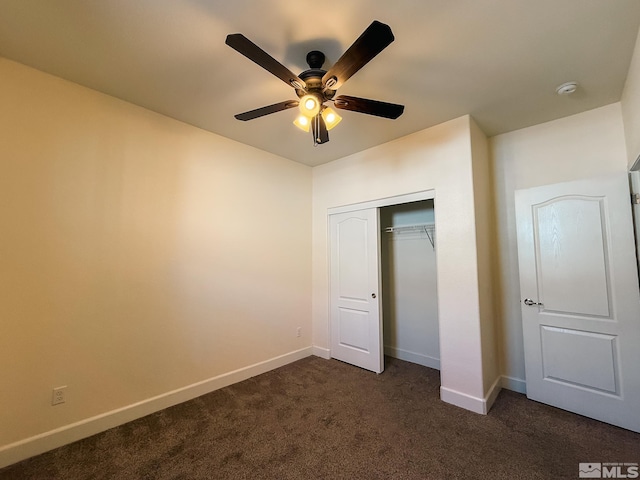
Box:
313 114 320 146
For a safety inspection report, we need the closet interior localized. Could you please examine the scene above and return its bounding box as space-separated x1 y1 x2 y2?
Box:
380 199 440 371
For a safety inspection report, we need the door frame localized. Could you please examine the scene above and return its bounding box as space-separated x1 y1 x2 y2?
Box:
327 189 438 370
327 190 435 216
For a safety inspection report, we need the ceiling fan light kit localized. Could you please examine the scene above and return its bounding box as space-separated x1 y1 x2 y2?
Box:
225 20 404 146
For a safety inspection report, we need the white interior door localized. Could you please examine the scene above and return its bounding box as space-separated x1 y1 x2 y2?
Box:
515 174 640 432
630 171 640 275
329 208 383 373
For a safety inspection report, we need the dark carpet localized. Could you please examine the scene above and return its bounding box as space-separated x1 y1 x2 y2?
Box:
1 356 638 479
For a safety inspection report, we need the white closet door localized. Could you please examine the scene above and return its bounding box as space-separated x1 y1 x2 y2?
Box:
515 174 640 432
329 208 383 373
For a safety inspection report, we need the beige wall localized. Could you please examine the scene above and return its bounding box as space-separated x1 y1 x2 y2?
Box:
490 104 629 388
469 118 499 394
312 116 499 410
0 58 312 451
622 28 640 169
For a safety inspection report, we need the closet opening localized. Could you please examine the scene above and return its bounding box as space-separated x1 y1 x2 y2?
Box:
380 199 440 374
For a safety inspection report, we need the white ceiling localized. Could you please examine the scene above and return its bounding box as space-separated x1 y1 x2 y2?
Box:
1 1 639 166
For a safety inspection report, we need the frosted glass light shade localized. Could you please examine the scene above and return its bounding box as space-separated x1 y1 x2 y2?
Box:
322 107 342 130
293 115 311 132
299 95 320 117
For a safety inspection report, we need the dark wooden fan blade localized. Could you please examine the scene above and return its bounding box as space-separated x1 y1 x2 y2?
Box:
234 100 299 121
334 95 404 119
322 21 394 90
226 34 305 89
311 114 329 144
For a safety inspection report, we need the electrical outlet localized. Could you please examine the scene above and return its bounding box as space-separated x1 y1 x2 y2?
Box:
297 327 302 337
52 386 67 406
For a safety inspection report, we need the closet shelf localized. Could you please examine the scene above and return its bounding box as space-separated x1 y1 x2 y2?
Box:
384 223 435 249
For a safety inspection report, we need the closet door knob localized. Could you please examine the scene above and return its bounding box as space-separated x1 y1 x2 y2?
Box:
371 293 377 299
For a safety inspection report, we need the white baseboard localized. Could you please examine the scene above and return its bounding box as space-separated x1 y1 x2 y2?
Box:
440 375 502 415
484 376 502 412
501 375 527 394
440 387 485 414
0 347 313 470
384 346 440 370
312 345 331 359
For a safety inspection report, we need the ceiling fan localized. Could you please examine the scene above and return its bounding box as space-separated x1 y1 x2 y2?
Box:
225 21 404 146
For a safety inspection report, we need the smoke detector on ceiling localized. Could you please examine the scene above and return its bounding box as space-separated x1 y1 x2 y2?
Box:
556 82 578 95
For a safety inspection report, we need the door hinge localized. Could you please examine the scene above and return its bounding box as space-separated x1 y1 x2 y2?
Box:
633 193 640 205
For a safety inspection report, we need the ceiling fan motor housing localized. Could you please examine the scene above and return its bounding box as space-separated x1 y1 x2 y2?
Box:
297 51 336 101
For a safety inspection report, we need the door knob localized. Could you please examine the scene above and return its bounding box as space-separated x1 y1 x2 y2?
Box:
371 293 377 299
523 298 543 306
